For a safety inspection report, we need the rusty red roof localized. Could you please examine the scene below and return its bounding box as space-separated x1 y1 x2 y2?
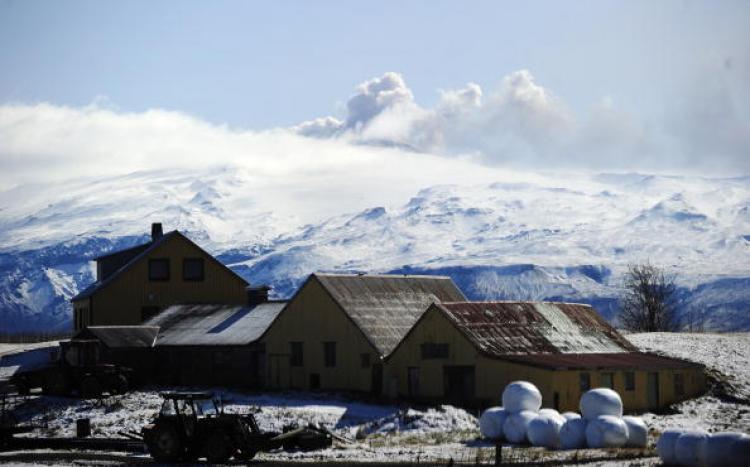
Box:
434 301 638 357
498 352 703 370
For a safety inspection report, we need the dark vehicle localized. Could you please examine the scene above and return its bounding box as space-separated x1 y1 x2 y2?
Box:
142 391 333 463
11 340 132 398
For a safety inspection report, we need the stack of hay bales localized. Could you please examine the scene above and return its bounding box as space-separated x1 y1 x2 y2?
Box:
657 429 750 466
481 382 649 451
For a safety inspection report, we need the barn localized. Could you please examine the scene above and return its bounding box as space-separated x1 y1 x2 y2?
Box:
144 301 286 388
384 301 706 411
261 273 466 394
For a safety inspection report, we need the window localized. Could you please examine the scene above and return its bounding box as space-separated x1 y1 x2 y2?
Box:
580 372 591 392
600 372 615 389
674 373 685 397
148 258 170 281
290 342 304 367
360 353 371 368
420 343 450 359
182 258 205 281
324 342 337 367
624 372 636 391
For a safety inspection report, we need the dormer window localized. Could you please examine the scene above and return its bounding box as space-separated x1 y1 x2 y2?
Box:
148 258 170 281
183 258 205 281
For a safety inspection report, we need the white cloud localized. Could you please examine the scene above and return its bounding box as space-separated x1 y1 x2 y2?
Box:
296 69 750 173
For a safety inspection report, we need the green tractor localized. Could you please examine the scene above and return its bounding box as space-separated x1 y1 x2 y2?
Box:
142 391 300 463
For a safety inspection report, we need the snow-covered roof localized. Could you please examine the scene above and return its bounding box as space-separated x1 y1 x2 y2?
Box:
74 326 159 348
405 301 638 358
145 302 287 346
314 273 466 355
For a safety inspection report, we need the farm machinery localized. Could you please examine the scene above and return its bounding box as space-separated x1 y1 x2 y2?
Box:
10 339 132 398
142 391 335 462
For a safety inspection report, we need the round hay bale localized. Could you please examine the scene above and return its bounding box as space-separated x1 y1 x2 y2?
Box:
705 432 746 467
579 388 623 420
728 434 750 467
527 412 565 449
479 407 508 440
560 417 588 450
622 416 648 448
657 430 683 465
585 415 628 449
503 410 537 444
675 430 710 467
561 412 581 421
538 408 564 420
502 381 542 413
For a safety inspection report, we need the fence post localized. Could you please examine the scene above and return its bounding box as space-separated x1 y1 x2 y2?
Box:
495 441 502 466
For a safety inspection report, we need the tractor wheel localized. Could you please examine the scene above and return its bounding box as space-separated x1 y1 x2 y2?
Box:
109 374 129 394
237 447 257 461
79 376 103 399
205 431 233 464
147 424 183 462
43 370 70 396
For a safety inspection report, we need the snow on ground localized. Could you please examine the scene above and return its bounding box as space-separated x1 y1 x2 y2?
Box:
630 332 750 435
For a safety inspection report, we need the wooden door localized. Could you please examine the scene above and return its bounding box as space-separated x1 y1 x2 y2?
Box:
647 372 660 409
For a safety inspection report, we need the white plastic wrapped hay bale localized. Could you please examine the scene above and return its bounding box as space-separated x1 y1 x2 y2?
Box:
479 407 508 440
621 416 648 448
559 417 588 449
527 412 565 449
561 411 581 421
728 435 750 467
705 432 747 467
675 430 710 467
579 388 623 420
503 410 537 444
585 415 629 448
538 408 564 420
502 381 542 413
657 430 683 465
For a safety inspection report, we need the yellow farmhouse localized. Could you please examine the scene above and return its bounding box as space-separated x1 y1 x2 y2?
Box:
261 273 465 394
70 223 249 330
385 301 706 412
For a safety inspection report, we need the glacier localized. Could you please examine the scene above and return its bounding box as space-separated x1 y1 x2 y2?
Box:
0 168 748 333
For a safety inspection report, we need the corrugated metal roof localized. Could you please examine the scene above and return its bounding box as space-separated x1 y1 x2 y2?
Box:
499 352 703 370
435 301 637 357
76 326 159 348
146 302 286 346
315 273 466 355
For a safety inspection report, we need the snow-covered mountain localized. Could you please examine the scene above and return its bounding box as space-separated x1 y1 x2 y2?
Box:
1 168 748 333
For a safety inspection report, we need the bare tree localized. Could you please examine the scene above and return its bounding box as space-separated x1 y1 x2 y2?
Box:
618 263 680 332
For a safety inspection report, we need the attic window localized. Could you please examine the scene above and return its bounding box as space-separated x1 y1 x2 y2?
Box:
421 343 449 359
183 258 205 281
148 258 170 281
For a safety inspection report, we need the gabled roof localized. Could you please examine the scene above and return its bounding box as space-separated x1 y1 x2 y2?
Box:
313 273 466 355
71 231 249 301
145 302 287 346
74 326 159 348
389 301 637 360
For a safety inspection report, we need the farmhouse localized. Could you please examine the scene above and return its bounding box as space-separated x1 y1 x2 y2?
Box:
70 223 249 330
261 273 466 394
385 301 705 411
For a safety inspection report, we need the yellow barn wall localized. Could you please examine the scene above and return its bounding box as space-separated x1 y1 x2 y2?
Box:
261 277 380 393
73 235 247 327
385 307 707 411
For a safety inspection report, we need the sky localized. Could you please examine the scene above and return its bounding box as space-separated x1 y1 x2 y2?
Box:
0 0 749 188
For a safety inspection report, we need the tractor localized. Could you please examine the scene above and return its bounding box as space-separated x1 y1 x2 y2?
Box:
142 391 333 463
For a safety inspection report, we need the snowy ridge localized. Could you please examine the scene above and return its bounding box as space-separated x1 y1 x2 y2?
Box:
0 168 748 332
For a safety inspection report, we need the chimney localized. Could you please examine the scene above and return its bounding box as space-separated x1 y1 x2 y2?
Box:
151 223 163 241
247 285 270 306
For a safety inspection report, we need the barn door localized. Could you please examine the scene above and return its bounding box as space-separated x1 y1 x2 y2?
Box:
370 363 383 395
443 365 475 404
647 372 660 409
268 354 290 389
407 367 420 397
